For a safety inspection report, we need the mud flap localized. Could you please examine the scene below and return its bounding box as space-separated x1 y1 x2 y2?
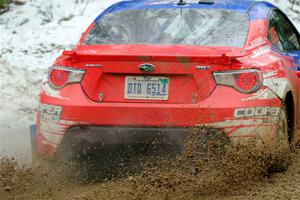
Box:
30 125 37 161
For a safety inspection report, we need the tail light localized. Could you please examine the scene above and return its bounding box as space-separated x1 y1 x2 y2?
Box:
213 69 263 94
48 66 85 89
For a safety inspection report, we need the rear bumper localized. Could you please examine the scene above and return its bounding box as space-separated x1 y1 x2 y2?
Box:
36 83 283 155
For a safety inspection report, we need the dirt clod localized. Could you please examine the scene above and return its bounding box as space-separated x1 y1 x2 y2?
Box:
4 186 12 192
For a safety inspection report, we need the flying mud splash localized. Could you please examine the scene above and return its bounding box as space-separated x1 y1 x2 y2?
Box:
0 128 294 199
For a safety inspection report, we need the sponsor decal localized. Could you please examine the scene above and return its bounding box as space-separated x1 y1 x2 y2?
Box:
252 45 271 58
39 103 62 122
246 37 267 50
234 107 280 118
234 107 281 124
234 107 280 124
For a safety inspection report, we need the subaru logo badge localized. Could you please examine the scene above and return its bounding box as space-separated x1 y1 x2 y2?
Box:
139 63 155 73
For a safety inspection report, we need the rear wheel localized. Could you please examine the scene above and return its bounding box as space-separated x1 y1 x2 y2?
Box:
277 105 289 145
30 125 38 163
267 105 291 173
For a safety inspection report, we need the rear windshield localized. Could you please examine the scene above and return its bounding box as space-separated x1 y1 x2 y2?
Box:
84 8 249 47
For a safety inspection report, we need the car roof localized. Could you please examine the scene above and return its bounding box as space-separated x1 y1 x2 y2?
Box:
107 0 265 12
95 0 277 22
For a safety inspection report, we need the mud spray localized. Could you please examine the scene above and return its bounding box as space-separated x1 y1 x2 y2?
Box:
0 128 295 200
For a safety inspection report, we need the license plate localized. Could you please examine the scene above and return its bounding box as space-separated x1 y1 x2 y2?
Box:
125 76 169 100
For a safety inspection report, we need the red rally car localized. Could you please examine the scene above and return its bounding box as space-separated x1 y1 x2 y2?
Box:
31 0 300 158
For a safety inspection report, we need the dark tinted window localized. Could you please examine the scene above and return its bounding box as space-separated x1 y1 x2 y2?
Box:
268 10 300 51
84 9 249 47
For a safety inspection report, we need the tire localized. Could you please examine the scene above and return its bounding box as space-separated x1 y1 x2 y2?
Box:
30 125 38 163
267 105 291 173
277 105 289 146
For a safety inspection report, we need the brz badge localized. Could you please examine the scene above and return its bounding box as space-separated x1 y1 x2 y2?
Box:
195 66 211 70
85 64 102 67
139 63 155 73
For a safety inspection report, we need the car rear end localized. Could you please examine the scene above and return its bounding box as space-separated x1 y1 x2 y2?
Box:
34 3 283 157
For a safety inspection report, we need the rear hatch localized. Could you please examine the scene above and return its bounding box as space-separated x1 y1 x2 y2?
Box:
75 45 245 104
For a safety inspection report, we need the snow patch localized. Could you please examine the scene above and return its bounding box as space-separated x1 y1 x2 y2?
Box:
0 0 119 128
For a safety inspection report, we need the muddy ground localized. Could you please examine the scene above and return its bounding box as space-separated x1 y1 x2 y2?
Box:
1 128 300 200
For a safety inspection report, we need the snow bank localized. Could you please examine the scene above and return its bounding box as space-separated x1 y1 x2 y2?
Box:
269 0 300 30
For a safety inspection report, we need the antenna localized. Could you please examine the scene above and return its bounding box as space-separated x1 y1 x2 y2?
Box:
177 0 187 6
198 0 214 4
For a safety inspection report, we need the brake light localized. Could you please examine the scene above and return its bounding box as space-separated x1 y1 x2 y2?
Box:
48 66 85 89
50 69 69 88
213 69 263 94
235 72 258 91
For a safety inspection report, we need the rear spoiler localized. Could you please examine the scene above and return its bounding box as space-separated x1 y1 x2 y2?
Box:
63 45 250 65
